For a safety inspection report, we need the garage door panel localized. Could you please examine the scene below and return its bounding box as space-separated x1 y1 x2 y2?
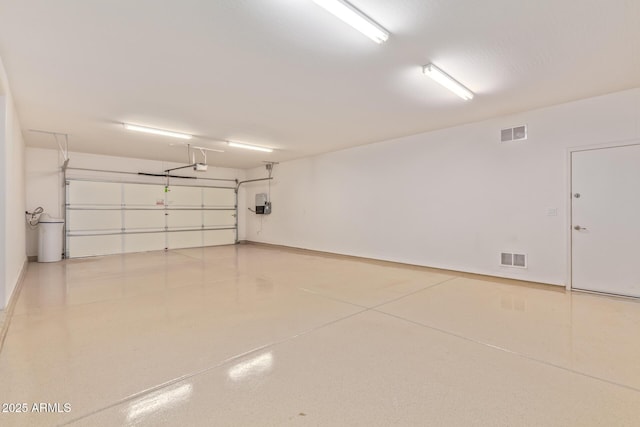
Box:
167 187 202 207
204 211 236 227
124 184 165 207
68 235 122 258
204 229 235 246
203 188 235 207
124 233 165 253
68 181 121 206
68 210 121 232
167 210 202 229
125 210 165 230
168 231 202 249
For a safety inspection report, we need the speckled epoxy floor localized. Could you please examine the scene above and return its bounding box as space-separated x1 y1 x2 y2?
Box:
1 244 639 426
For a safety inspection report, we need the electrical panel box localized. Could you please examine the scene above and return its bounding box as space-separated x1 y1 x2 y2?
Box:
255 193 271 215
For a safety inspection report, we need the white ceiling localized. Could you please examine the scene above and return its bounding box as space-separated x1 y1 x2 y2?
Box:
0 0 639 169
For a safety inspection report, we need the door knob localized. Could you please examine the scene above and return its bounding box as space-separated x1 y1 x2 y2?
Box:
574 225 587 231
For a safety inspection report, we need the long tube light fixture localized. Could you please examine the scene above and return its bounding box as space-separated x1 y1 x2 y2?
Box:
124 123 193 140
422 63 474 101
228 141 273 153
312 0 389 44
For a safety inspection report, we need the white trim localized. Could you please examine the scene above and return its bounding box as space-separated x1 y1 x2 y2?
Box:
565 138 640 292
566 137 640 152
0 259 28 353
565 148 572 291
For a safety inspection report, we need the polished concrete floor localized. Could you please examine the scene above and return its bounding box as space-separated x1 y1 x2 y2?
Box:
1 244 639 426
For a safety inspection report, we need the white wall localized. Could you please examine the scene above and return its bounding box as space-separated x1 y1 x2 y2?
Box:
0 59 27 309
0 96 6 308
25 148 245 256
243 88 640 286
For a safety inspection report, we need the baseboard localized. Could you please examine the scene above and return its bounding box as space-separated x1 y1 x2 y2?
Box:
0 258 29 354
27 255 37 262
244 241 562 291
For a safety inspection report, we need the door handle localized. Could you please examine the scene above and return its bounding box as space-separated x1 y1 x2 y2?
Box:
574 225 588 231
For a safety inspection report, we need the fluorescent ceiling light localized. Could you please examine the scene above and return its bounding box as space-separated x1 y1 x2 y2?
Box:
422 63 474 101
124 123 193 140
312 0 389 44
228 141 273 153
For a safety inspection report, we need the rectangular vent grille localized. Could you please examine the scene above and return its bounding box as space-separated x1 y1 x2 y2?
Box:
500 125 527 142
500 252 527 268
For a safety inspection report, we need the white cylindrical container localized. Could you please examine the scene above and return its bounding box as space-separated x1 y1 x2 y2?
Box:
38 214 65 262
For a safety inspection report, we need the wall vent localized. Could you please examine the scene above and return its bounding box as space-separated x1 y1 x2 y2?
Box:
500 125 527 142
500 252 527 268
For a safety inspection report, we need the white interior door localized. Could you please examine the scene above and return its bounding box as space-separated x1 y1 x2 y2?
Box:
571 144 640 297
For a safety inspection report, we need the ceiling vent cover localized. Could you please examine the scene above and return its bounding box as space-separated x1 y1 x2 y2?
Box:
501 125 527 142
500 252 527 268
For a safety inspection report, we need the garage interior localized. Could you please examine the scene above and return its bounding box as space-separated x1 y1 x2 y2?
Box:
0 1 639 425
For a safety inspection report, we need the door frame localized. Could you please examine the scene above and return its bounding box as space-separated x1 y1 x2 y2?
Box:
565 138 640 292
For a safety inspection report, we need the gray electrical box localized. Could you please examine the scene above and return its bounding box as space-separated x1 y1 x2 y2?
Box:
255 193 271 214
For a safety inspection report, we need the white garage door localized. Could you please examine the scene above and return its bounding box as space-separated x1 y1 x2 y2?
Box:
66 180 236 258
